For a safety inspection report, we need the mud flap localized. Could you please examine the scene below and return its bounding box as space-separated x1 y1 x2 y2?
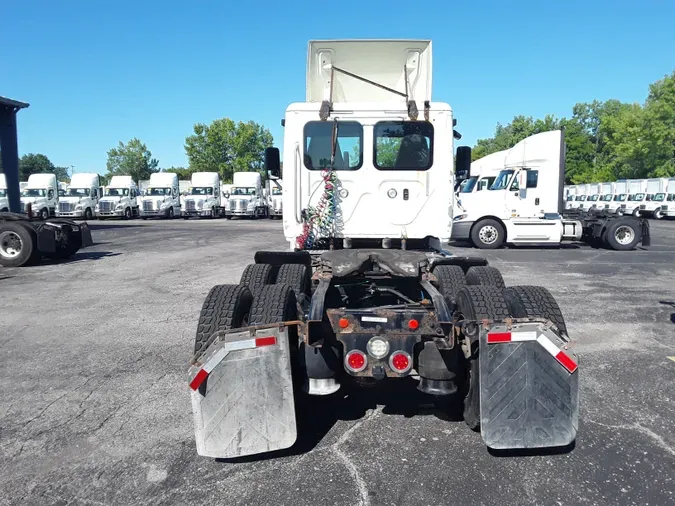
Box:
479 320 579 449
188 323 297 458
78 222 94 247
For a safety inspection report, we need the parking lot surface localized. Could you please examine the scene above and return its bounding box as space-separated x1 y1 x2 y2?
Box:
1 218 674 506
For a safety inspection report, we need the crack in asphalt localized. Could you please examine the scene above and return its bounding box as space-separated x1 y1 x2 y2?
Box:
586 418 675 457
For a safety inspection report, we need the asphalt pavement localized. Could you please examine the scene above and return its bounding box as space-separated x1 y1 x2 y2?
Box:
1 217 674 506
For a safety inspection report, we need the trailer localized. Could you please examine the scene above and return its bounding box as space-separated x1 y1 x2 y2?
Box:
189 39 580 460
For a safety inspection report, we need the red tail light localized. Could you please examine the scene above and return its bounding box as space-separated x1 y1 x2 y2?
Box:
345 350 367 372
389 351 412 373
408 319 419 330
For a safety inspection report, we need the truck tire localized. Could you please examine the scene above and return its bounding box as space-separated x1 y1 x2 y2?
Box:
275 263 310 300
0 221 39 267
604 219 642 250
239 263 275 296
249 284 298 325
654 209 664 220
168 207 175 219
471 219 505 249
504 285 568 337
465 266 505 289
432 265 466 306
39 208 49 220
84 208 93 220
455 285 510 431
124 208 132 220
194 284 253 355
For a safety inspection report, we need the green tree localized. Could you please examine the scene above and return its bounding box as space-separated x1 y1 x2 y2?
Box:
163 166 193 179
642 71 675 177
184 118 273 181
17 153 69 182
105 138 159 182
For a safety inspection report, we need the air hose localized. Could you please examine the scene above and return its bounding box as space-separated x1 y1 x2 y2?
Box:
296 168 338 249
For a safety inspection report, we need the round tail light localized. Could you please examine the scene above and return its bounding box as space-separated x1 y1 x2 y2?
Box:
345 350 367 373
389 351 412 373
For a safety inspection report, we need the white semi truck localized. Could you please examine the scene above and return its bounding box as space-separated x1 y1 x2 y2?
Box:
565 185 577 210
638 177 669 218
188 39 582 460
455 149 506 215
622 179 648 216
140 172 180 219
96 176 140 219
267 178 283 219
182 172 223 219
664 178 675 218
224 172 268 219
20 173 59 219
580 183 601 212
56 173 101 219
452 129 649 250
603 179 628 214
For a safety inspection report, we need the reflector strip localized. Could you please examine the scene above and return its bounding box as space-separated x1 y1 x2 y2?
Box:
537 335 578 373
189 335 278 391
487 331 538 343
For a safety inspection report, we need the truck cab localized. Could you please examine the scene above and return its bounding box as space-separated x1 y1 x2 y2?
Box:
455 150 506 214
569 184 589 210
225 172 268 219
580 183 601 212
623 179 648 216
183 172 222 219
639 177 669 218
20 173 58 220
96 176 140 219
57 173 101 219
140 172 180 219
565 185 577 210
603 179 627 214
267 178 283 219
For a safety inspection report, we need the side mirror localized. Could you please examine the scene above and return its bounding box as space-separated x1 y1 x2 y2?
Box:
224 192 230 199
517 170 528 198
265 147 281 178
455 146 472 182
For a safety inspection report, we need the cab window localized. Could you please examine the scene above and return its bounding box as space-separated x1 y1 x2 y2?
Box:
304 121 363 170
374 121 433 170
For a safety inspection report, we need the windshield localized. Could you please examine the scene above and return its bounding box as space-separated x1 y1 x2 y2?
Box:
600 194 613 201
147 187 171 196
22 189 46 197
589 195 599 201
0 189 6 197
653 193 665 202
575 195 587 201
190 187 213 196
105 188 129 196
67 188 90 197
628 193 645 201
271 187 282 196
490 170 514 190
477 177 495 191
231 187 256 196
667 194 675 202
614 194 626 201
566 194 575 201
460 177 478 193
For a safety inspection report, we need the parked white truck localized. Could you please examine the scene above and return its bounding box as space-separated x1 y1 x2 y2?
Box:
140 172 180 219
638 178 669 218
602 179 628 214
183 172 223 219
0 175 8 212
96 175 140 219
565 185 577 210
56 172 101 219
622 179 648 216
224 172 268 219
267 178 283 219
20 173 58 219
455 149 506 215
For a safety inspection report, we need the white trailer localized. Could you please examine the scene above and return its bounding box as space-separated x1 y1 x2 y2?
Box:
56 173 101 219
623 179 648 216
188 39 582 460
96 175 140 219
224 172 268 219
20 173 58 219
140 172 180 219
266 178 283 219
182 172 223 219
638 178 669 218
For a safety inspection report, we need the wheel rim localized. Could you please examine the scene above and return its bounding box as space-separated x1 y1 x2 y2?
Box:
655 210 663 219
614 225 635 245
478 225 499 245
0 231 23 259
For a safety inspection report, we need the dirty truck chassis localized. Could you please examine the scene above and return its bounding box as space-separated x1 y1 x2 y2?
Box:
0 212 93 267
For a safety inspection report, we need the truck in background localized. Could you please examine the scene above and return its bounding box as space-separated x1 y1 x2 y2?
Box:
622 179 648 216
638 178 669 219
140 172 180 219
570 184 589 210
96 176 140 219
455 149 506 215
580 183 601 212
56 173 101 219
225 172 268 219
267 178 283 219
182 172 223 219
0 175 8 212
565 185 577 209
20 173 59 219
597 182 615 211
603 179 627 214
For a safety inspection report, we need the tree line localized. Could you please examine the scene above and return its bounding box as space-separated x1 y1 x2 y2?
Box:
472 70 675 184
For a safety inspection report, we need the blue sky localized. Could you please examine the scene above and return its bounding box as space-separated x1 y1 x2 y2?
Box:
1 0 674 175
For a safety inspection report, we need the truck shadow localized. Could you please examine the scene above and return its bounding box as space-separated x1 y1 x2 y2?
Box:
40 251 121 265
87 223 141 230
449 240 582 250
